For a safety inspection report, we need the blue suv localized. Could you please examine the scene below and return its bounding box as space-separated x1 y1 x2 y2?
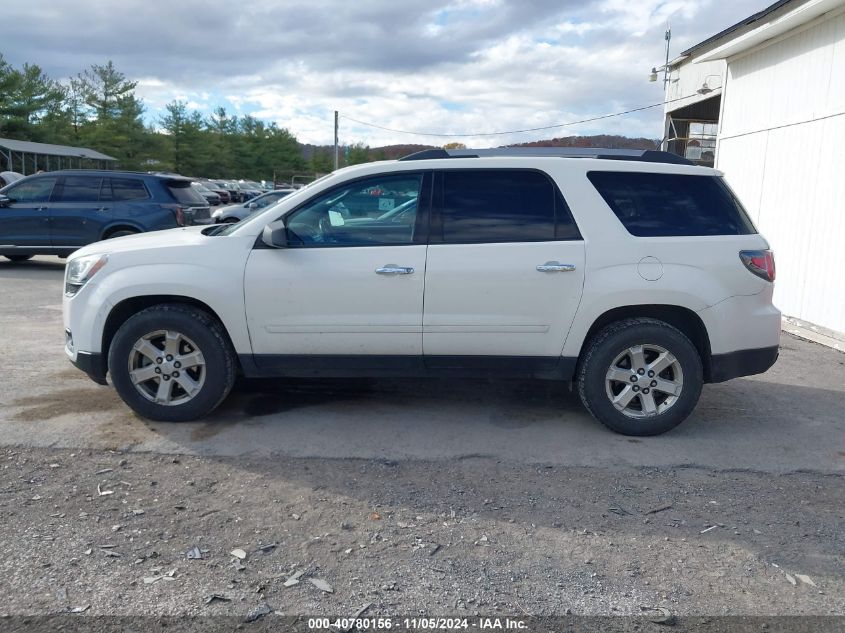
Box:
0 170 212 261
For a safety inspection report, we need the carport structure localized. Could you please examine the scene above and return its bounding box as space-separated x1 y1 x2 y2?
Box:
0 137 117 175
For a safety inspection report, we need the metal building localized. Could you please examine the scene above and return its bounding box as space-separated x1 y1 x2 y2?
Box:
0 138 117 175
663 0 845 344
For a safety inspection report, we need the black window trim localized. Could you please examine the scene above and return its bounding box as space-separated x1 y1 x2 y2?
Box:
429 167 582 245
254 170 433 249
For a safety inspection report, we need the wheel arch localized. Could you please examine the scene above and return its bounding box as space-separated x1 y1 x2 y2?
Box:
579 305 713 381
102 295 241 375
100 223 145 240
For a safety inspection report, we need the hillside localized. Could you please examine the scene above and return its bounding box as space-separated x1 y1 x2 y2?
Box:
303 135 659 164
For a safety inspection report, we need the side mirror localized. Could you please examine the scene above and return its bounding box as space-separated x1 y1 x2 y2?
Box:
0 194 10 207
248 202 257 210
261 219 288 248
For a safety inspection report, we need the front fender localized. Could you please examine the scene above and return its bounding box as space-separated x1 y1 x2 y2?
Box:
80 263 251 354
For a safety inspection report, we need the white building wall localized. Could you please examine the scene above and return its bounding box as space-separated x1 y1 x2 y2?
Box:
665 59 726 114
716 8 845 335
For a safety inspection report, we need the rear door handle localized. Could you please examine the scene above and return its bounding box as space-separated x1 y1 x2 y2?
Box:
376 265 414 275
97 207 110 212
536 261 576 273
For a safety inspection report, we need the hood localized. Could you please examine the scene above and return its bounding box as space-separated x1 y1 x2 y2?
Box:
69 225 212 260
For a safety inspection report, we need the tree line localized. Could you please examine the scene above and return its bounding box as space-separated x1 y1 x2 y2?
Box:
0 54 334 180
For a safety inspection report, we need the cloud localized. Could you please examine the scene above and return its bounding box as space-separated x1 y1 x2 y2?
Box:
2 0 769 146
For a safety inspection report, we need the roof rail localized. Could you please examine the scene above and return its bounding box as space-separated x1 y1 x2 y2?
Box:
398 147 693 166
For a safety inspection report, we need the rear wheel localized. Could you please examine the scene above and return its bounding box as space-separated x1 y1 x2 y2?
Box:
108 304 236 421
3 255 34 262
105 229 138 239
577 318 703 436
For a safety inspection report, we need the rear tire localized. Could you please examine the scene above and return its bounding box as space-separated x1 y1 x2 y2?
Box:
577 318 703 436
4 255 34 262
108 304 236 421
105 229 138 239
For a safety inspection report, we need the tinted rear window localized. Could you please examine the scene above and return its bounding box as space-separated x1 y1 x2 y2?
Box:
439 170 580 243
167 181 208 205
102 177 150 201
587 171 755 237
55 176 103 202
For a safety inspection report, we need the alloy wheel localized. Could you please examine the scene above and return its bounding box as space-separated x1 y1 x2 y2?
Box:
127 330 206 406
604 344 684 419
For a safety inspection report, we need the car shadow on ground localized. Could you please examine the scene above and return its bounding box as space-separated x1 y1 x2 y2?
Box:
0 258 66 280
125 373 845 473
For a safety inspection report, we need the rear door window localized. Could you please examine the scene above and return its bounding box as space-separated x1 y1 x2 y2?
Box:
54 176 103 202
102 177 150 201
436 170 579 243
587 171 756 237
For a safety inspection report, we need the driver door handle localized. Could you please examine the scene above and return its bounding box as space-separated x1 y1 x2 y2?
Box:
536 261 576 273
376 265 414 275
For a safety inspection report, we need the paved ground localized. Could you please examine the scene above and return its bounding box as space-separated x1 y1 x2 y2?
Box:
0 256 843 624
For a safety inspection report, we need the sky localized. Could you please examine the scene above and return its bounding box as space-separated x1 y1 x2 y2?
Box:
2 0 771 147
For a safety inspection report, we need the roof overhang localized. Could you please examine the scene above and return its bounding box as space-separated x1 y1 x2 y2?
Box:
694 0 845 62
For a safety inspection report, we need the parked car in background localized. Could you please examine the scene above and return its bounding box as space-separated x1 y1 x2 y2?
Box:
215 181 248 203
237 181 263 200
0 170 211 261
191 181 222 206
201 181 230 204
211 188 296 223
62 148 779 435
0 171 24 188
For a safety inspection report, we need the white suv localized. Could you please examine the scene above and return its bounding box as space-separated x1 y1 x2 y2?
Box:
62 148 780 436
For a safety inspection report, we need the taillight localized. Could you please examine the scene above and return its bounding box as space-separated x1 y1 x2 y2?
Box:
174 206 186 226
162 204 187 226
739 249 776 282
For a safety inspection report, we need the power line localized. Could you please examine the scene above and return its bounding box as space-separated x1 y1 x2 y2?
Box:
338 94 702 138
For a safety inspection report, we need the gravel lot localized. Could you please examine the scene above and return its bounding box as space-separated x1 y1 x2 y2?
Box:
0 256 843 627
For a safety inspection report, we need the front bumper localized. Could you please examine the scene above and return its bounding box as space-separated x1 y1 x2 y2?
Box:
708 345 779 383
68 348 108 385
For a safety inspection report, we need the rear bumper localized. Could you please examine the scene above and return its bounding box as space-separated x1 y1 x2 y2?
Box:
708 345 779 383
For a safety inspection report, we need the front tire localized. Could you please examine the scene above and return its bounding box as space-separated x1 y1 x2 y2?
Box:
577 318 703 436
108 304 236 421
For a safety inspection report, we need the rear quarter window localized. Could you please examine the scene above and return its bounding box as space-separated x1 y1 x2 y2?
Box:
587 171 756 237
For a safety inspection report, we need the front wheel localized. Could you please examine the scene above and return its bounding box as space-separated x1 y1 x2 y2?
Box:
108 304 236 421
577 318 703 436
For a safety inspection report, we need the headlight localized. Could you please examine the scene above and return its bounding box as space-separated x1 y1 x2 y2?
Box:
65 254 108 296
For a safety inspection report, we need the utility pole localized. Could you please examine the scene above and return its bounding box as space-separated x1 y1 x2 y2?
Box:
333 111 339 171
663 25 671 89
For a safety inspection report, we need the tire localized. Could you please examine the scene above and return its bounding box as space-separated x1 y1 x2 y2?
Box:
4 255 34 262
108 304 236 421
577 318 703 436
105 229 138 239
